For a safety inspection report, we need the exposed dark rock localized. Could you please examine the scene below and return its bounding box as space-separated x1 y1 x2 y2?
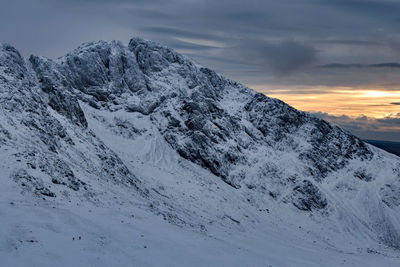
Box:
291 180 328 211
12 169 56 197
380 184 400 207
354 169 373 182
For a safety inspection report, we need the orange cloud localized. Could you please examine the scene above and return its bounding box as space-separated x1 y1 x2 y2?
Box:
254 85 400 119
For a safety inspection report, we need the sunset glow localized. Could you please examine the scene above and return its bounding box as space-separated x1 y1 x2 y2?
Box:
255 86 400 119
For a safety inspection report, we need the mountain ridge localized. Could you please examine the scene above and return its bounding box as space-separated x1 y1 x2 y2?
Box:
1 37 400 266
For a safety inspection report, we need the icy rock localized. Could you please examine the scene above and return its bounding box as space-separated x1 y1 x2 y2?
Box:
291 180 327 211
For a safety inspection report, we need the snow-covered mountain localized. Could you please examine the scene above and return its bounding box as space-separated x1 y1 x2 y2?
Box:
1 38 400 266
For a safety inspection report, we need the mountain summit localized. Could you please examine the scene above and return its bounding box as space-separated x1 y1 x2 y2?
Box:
1 38 400 266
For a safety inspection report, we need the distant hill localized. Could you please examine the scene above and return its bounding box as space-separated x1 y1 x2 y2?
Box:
365 140 400 157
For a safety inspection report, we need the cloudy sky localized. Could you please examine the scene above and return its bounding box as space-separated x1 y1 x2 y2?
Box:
1 0 400 141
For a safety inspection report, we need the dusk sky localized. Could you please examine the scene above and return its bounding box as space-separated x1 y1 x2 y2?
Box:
1 0 400 141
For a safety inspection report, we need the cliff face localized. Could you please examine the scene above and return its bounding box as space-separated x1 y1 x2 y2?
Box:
27 38 372 189
1 38 400 266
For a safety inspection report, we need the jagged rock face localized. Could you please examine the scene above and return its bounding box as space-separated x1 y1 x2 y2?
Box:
245 93 372 179
290 180 327 211
0 38 380 197
0 43 141 202
28 38 373 188
1 37 400 249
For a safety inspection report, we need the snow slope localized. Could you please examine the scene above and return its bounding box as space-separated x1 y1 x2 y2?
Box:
1 39 400 266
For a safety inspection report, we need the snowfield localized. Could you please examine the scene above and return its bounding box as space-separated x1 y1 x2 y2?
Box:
1 38 400 266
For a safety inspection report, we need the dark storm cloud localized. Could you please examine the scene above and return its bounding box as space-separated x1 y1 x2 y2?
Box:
377 117 400 125
312 112 400 142
141 26 226 42
316 0 400 19
316 39 381 46
228 40 317 74
320 63 400 69
160 39 219 51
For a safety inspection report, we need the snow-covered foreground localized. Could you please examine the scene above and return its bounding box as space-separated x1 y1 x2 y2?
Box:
1 37 400 266
1 193 400 267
